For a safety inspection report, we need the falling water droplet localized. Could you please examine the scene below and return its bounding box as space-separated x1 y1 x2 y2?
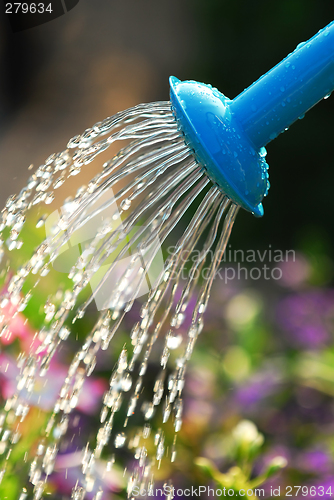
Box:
166 333 182 350
114 432 126 448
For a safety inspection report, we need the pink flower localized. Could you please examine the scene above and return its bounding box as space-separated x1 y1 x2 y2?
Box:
0 299 35 348
0 353 107 414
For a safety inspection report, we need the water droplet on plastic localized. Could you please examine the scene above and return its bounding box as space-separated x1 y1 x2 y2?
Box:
120 199 131 211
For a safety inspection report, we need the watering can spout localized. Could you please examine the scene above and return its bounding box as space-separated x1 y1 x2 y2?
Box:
230 21 334 149
170 21 334 216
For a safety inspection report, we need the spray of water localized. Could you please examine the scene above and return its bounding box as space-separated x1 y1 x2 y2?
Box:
0 101 238 499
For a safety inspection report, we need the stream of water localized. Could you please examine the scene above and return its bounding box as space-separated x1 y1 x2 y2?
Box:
0 102 238 499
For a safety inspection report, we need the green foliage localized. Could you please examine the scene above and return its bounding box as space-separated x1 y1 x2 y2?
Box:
196 421 286 500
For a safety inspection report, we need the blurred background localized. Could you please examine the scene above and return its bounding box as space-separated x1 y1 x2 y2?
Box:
1 2 334 498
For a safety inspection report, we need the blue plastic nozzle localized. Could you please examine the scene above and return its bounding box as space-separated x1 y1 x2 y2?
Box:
170 21 334 217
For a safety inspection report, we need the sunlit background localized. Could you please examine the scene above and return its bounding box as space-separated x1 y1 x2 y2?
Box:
0 1 334 499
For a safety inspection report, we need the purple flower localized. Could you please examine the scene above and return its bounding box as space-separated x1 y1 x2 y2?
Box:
298 449 332 474
235 368 282 408
304 476 334 499
276 290 334 348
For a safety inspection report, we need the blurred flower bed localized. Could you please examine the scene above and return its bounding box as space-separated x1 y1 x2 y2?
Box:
0 212 334 500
